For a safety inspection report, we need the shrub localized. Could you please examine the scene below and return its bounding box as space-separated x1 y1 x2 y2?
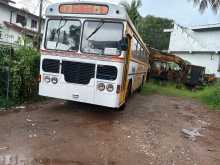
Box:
0 46 40 106
201 83 220 109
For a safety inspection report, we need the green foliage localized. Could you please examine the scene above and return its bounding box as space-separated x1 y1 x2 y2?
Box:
192 0 220 13
121 0 173 50
120 0 142 27
11 47 40 101
138 16 173 50
0 46 40 107
200 85 220 109
142 80 220 110
0 97 15 109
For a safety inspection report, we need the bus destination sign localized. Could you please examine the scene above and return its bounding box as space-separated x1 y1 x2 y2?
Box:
59 4 109 15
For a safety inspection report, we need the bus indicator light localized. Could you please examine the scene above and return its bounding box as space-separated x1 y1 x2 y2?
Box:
116 85 121 94
59 4 109 15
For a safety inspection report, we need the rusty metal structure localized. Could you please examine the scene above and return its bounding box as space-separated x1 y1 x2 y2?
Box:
149 48 216 87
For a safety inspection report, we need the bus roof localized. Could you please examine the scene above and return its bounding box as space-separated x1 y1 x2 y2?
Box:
45 1 128 20
45 1 149 54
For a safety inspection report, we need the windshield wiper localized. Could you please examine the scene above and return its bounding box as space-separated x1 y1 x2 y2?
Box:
86 21 105 40
55 19 67 49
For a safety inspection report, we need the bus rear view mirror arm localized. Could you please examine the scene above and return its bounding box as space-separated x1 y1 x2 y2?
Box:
120 37 128 51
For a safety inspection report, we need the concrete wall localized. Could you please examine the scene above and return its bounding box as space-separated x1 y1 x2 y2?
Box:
167 24 220 77
0 4 16 44
0 4 11 25
10 10 40 31
0 26 19 44
169 29 220 52
0 3 44 45
176 53 220 77
169 24 220 52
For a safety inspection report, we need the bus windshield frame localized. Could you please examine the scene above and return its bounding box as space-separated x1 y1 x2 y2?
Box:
44 19 81 52
81 20 124 56
44 18 124 56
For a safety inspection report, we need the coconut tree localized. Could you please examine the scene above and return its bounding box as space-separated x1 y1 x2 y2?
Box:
120 0 142 27
192 0 220 13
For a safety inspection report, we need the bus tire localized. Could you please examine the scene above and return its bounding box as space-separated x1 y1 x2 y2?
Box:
117 80 132 111
118 103 126 111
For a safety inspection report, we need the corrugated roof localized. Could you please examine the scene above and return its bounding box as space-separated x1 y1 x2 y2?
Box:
191 23 220 31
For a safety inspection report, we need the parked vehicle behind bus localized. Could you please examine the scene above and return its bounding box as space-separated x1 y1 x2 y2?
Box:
39 1 150 109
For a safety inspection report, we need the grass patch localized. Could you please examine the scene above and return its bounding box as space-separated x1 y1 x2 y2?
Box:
0 96 47 109
142 80 220 110
0 97 15 109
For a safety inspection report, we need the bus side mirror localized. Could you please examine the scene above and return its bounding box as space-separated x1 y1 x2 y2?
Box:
120 37 128 51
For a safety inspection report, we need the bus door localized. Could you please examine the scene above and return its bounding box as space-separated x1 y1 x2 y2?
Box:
120 34 132 105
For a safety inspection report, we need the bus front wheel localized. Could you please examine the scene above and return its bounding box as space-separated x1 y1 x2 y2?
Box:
117 80 132 111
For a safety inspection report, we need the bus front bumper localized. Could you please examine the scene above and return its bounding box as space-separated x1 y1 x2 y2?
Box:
39 83 121 108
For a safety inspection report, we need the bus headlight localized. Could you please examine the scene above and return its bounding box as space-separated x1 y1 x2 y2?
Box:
97 83 105 91
106 84 114 92
51 77 58 84
44 75 50 83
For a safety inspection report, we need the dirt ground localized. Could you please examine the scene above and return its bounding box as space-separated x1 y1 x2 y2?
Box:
0 94 220 165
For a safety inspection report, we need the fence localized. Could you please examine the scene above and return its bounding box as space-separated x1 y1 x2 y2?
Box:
0 66 10 100
0 45 40 108
0 46 13 108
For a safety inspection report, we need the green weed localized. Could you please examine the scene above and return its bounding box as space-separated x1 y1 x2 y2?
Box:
142 80 220 110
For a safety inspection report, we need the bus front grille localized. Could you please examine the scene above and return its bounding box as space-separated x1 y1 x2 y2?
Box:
97 65 118 81
61 61 95 85
42 59 60 73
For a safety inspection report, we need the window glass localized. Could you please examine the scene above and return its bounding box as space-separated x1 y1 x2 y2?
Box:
137 43 141 56
132 38 138 56
16 14 27 26
81 21 123 56
31 19 37 28
45 19 81 51
140 47 144 57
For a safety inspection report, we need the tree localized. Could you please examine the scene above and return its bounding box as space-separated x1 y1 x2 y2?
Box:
120 0 173 50
120 0 142 27
192 0 220 13
138 16 173 50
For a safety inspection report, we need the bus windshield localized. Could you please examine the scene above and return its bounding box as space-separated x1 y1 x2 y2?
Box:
45 19 81 51
81 21 123 56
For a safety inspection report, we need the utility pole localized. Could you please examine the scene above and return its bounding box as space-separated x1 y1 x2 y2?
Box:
37 0 43 50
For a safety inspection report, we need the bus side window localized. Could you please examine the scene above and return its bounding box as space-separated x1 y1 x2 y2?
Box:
144 51 147 61
140 47 144 61
142 47 145 61
141 47 144 57
137 43 141 57
132 37 138 58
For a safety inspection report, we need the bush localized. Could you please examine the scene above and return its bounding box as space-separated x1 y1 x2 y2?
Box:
10 47 40 102
0 46 40 107
0 97 15 108
200 84 220 109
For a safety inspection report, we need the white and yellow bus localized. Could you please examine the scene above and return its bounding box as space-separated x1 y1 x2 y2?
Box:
39 1 150 109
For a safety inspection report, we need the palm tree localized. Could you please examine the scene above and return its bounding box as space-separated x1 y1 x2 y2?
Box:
120 0 142 26
192 0 220 13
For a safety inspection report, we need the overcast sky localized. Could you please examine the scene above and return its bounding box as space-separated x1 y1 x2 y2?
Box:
14 0 220 26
